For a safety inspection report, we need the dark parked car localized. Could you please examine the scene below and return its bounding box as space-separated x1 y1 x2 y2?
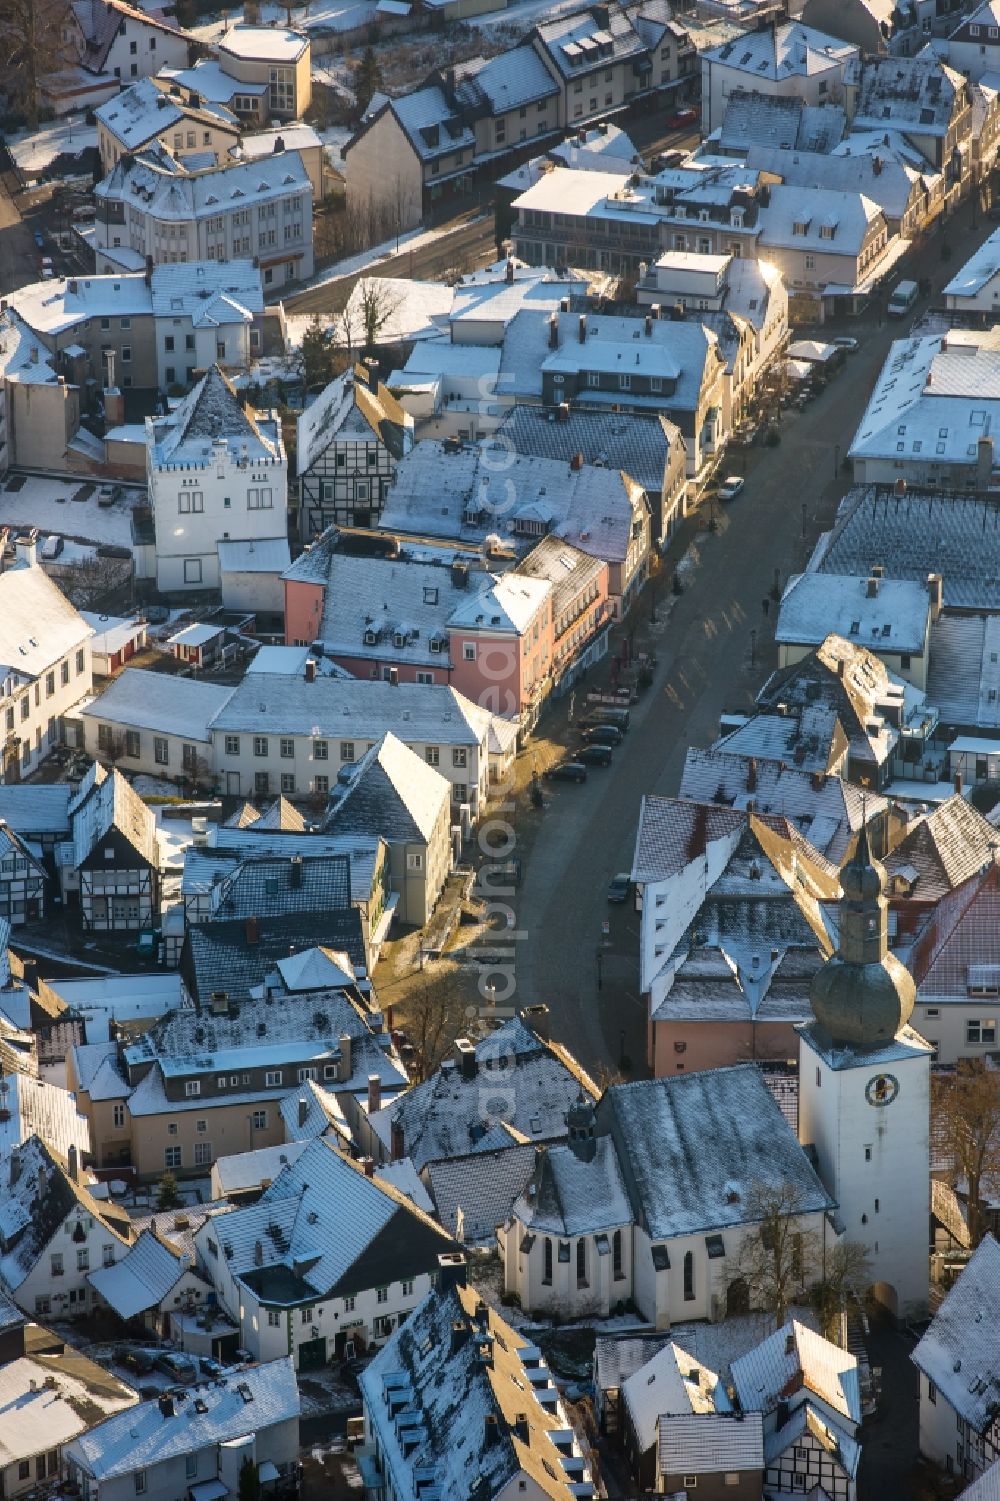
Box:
576 744 614 767
114 1346 156 1375
543 761 588 783
581 724 624 746
607 872 631 903
154 1352 198 1384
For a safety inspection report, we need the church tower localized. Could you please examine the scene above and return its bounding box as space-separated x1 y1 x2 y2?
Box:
798 822 931 1321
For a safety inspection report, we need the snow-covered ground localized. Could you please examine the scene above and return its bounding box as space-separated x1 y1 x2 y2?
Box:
8 116 97 176
0 475 137 548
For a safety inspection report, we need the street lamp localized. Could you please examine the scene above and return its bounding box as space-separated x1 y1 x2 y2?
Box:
750 628 757 668
834 442 840 478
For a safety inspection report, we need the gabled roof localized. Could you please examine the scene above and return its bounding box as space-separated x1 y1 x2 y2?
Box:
764 1401 860 1478
776 571 932 656
374 1015 597 1171
86 1228 189 1319
151 365 281 467
704 21 857 78
209 853 352 921
181 912 367 1007
658 1412 764 1477
597 1064 834 1240
71 765 157 869
78 0 189 73
854 54 967 135
81 667 234 744
731 1319 860 1425
0 1071 91 1164
884 796 998 904
297 368 411 476
910 860 1000 993
203 1136 454 1301
495 406 682 496
324 732 451 844
425 1142 538 1244
0 564 92 683
359 1284 596 1501
64 1357 299 1481
0 1135 131 1292
0 785 72 837
623 1339 726 1455
518 1136 631 1236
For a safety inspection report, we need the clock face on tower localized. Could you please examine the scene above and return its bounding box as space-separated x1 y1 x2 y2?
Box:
865 1072 899 1107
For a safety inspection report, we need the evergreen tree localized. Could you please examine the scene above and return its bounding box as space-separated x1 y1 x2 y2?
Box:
355 46 382 116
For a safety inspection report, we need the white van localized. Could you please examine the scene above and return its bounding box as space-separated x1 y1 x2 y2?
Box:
887 279 919 317
40 534 64 559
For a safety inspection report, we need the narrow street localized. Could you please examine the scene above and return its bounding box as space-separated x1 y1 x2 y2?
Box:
510 200 988 1074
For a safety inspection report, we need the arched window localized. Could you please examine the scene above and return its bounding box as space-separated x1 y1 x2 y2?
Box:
612 1229 624 1281
576 1238 588 1289
683 1250 695 1301
543 1237 553 1285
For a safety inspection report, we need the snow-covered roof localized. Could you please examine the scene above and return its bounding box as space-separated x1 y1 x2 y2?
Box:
95 146 309 226
451 45 559 113
912 1233 1000 1429
0 1135 130 1292
212 1140 309 1196
764 1401 860 1478
853 54 966 135
149 366 283 468
70 764 157 870
71 1041 131 1101
45 972 180 1044
535 4 646 78
776 571 931 655
79 612 147 658
218 24 308 62
622 1339 727 1455
518 1135 631 1236
0 1072 90 1164
158 60 268 106
944 226 1000 298
0 564 92 683
703 21 857 78
599 1064 834 1239
217 537 290 575
731 1320 860 1425
200 1136 453 1301
748 142 926 223
95 78 222 152
212 673 491 745
64 1357 298 1480
495 405 679 497
425 1142 538 1244
87 1228 188 1318
81 666 234 744
360 1285 596 1501
447 572 551 634
324 731 451 845
849 331 1000 467
149 259 262 322
0 784 72 836
758 183 883 257
0 1351 136 1468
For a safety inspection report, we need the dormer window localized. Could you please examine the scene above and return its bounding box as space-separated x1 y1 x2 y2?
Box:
394 631 406 648
363 628 377 645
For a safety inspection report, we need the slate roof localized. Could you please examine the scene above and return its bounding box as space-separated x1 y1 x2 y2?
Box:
632 798 746 887
308 551 481 669
678 747 881 864
150 366 282 468
704 21 857 79
731 1319 860 1425
424 1143 537 1244
211 675 491 745
0 1135 131 1291
597 1065 834 1240
359 1285 596 1501
495 406 682 495
0 1350 137 1469
86 1228 188 1318
78 0 188 71
594 1332 672 1401
201 1136 454 1301
212 1140 309 1195
658 1412 764 1476
371 1016 597 1171
71 765 157 869
719 92 845 154
853 55 966 135
71 1042 130 1102
324 732 451 845
909 861 1000 995
0 785 72 836
534 3 646 77
764 1402 860 1478
927 613 1000 728
622 1340 726 1455
64 1357 299 1481
518 1136 632 1237
209 853 353 921
0 1071 91 1163
884 796 998 904
814 486 1000 612
297 368 411 476
181 912 367 1006
450 46 559 112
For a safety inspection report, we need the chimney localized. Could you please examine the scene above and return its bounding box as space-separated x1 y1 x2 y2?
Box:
67 1144 79 1184
15 530 38 569
361 1156 375 1177
210 990 228 1015
273 134 285 154
505 259 515 284
103 387 125 427
437 1250 467 1289
894 476 907 497
388 667 399 686
339 1033 353 1078
454 1037 477 1080
297 1096 308 1128
926 572 943 619
570 452 584 471
158 1395 174 1419
644 314 653 337
512 1413 530 1445
836 658 846 679
866 575 879 598
548 314 558 349
557 402 570 422
390 1121 405 1161
578 314 587 343
289 855 303 888
873 154 883 176
304 657 316 683
747 756 758 792
367 1073 382 1114
245 916 259 946
254 1240 264 1266
22 960 38 994
451 1320 470 1354
144 253 153 287
955 767 963 796
521 1003 549 1041
9 1148 19 1186
484 1414 500 1446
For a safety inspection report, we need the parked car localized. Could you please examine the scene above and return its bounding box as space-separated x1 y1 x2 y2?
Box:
154 1352 198 1384
114 1346 156 1375
97 485 115 507
607 872 631 903
40 534 64 559
581 724 623 746
831 336 859 353
33 230 45 250
718 475 745 501
583 706 631 732
576 744 614 767
544 761 588 783
667 107 698 128
197 1357 224 1379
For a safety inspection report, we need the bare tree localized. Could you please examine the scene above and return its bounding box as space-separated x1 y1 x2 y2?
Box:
809 1241 872 1342
57 553 132 613
397 964 469 1082
729 1178 821 1329
339 278 402 358
933 1060 1000 1249
0 0 78 128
